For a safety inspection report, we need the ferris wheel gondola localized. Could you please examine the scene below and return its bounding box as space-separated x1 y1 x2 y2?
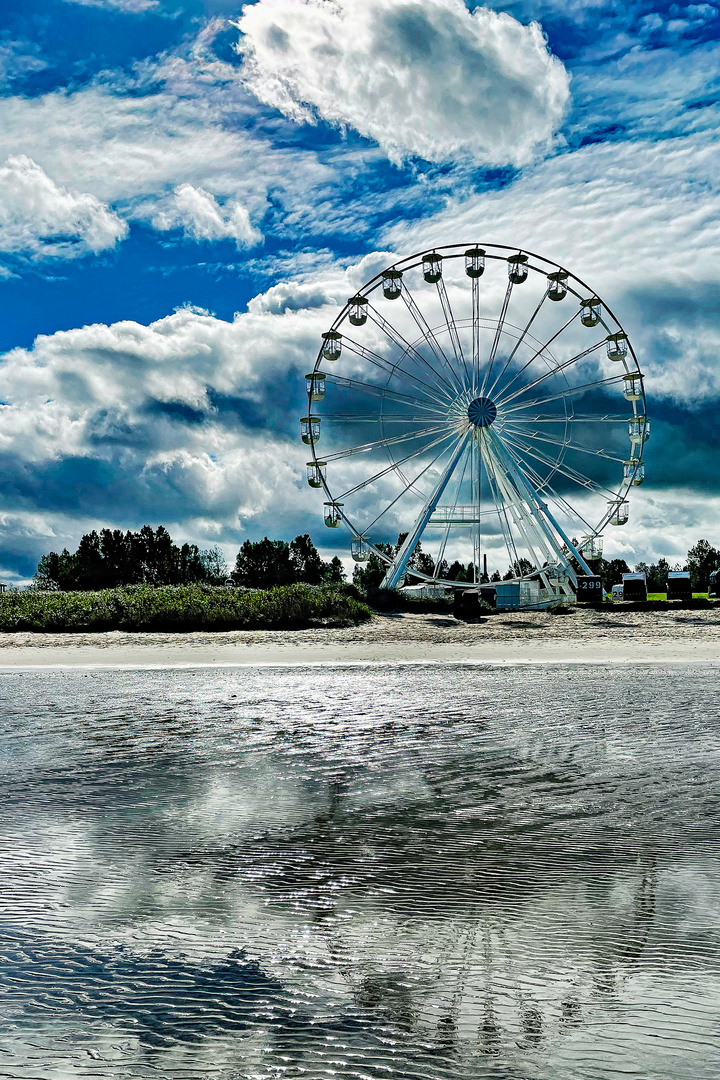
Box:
302 244 647 600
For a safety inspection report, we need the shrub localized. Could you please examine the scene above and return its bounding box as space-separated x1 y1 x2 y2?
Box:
0 584 371 633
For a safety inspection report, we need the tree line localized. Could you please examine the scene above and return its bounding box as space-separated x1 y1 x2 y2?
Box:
352 536 720 594
34 528 345 592
33 528 720 594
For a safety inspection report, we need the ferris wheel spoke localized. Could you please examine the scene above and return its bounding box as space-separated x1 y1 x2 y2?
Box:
499 373 627 415
496 339 607 409
505 444 600 534
484 290 549 400
365 431 467 534
436 276 472 387
322 413 446 423
322 422 449 462
335 430 457 500
401 283 466 396
479 279 513 397
504 413 630 424
324 373 448 414
500 425 626 464
471 276 480 396
490 309 581 402
341 337 451 407
366 305 458 402
499 429 618 499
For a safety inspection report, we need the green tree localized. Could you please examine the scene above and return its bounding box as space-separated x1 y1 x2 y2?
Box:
233 538 295 589
197 546 228 584
289 533 325 585
34 526 227 590
447 560 468 581
503 558 534 580
324 556 346 584
687 539 720 591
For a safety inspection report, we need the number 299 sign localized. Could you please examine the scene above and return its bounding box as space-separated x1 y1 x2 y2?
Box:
577 576 603 601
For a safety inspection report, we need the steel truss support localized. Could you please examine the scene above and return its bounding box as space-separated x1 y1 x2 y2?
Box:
380 432 471 590
486 430 594 583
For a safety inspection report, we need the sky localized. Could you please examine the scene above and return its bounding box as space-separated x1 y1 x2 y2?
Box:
0 0 719 584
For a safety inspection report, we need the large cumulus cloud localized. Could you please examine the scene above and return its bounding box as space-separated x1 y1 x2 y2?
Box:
0 256 385 580
235 0 570 166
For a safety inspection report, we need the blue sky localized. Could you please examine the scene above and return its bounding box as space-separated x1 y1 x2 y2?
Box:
0 0 719 582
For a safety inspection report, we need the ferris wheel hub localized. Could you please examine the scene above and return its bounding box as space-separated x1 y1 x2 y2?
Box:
467 396 497 427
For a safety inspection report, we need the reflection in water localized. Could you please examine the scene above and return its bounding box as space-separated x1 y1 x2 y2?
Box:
0 664 718 1079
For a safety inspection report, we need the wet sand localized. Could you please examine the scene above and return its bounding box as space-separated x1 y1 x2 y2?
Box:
0 607 718 667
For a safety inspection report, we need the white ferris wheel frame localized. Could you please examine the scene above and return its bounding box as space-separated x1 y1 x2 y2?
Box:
304 243 647 594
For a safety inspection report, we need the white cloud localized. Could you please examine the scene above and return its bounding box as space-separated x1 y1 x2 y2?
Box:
0 155 127 260
0 39 46 87
151 183 263 247
235 0 570 166
382 129 720 407
0 80 344 251
63 0 160 11
0 301 326 530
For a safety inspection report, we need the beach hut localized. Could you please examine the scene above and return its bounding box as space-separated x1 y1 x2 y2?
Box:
666 571 692 601
576 575 603 602
709 569 720 599
622 572 647 602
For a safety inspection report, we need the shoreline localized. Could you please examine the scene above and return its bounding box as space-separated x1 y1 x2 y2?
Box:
0 608 718 669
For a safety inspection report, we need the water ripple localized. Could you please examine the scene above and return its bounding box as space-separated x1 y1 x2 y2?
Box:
0 664 718 1078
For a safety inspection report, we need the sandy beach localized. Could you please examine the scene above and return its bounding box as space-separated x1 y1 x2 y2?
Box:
0 606 718 668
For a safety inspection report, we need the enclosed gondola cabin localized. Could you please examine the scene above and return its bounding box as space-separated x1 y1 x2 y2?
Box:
300 416 321 444
306 372 326 401
422 252 442 283
507 253 529 285
321 330 342 361
609 499 630 526
666 571 692 601
606 332 628 361
623 373 644 401
306 461 326 488
547 270 568 302
350 536 371 562
623 459 645 485
580 536 603 560
580 297 602 327
629 416 650 445
382 268 403 300
622 572 647 601
348 295 368 326
464 247 485 278
323 502 343 528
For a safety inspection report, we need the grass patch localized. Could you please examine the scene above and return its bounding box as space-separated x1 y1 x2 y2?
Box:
0 584 372 633
647 591 709 601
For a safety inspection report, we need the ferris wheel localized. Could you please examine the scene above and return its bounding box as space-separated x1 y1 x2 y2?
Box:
301 243 648 597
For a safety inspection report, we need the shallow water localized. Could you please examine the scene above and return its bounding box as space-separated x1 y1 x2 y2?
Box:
1 664 719 1079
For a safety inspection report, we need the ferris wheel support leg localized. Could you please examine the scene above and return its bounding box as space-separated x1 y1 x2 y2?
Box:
381 432 471 591
483 442 559 579
489 435 595 579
